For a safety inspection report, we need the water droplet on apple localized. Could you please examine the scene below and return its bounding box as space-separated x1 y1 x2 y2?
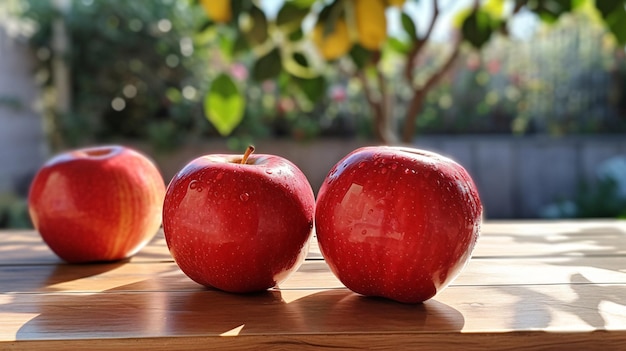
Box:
189 180 203 192
391 164 398 170
216 172 224 180
367 208 374 215
404 168 411 174
361 229 367 235
358 162 365 169
265 169 273 175
239 193 249 202
380 167 388 174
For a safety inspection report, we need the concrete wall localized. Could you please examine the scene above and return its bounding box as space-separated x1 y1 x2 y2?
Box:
413 136 626 218
144 136 626 220
0 25 48 195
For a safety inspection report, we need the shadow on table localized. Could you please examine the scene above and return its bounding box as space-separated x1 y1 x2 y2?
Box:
15 282 464 340
504 224 626 259
163 288 465 335
0 261 127 293
497 224 626 330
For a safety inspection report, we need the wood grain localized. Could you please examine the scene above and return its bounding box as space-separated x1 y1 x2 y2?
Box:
1 256 625 294
2 219 625 264
2 285 625 348
1 220 626 350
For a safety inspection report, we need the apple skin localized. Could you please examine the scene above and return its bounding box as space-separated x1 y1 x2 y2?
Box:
162 152 315 293
315 146 482 304
28 145 166 263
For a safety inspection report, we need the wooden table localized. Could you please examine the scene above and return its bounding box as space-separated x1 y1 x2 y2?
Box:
1 220 625 350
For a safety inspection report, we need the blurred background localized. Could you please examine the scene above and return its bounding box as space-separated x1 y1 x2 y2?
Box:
1 0 626 228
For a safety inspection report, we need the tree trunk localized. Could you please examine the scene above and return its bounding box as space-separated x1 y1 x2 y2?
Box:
51 0 72 150
401 89 427 143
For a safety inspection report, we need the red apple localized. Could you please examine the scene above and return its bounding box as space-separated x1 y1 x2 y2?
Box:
28 145 166 263
315 146 482 303
162 146 315 293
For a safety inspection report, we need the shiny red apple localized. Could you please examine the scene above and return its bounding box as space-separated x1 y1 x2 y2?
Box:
162 146 315 293
315 146 483 303
28 145 166 263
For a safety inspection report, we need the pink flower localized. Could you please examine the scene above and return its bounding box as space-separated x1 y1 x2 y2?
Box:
487 59 501 74
330 85 347 102
230 63 248 81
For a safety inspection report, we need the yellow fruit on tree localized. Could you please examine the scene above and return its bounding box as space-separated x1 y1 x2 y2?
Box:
354 0 387 50
312 19 352 61
200 0 231 23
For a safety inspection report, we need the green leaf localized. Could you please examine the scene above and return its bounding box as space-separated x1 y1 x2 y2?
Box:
293 75 327 103
349 44 373 69
204 74 245 136
605 7 626 45
252 48 282 81
594 0 621 18
231 1 254 22
482 0 505 18
284 51 317 78
318 0 344 33
401 13 418 41
593 0 626 45
387 37 411 54
293 52 309 67
571 0 587 10
218 31 235 60
197 19 214 32
527 0 575 23
233 32 250 55
290 0 317 8
462 9 496 48
277 2 309 31
288 28 304 41
242 5 269 46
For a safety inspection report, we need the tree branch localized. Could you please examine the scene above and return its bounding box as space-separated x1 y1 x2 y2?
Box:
376 66 398 143
401 36 462 143
512 0 526 15
423 36 462 98
357 71 387 142
400 0 479 143
404 0 439 83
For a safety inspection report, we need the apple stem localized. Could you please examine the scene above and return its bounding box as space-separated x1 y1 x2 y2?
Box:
241 145 255 164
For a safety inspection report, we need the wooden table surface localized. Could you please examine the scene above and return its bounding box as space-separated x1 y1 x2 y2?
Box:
1 220 626 350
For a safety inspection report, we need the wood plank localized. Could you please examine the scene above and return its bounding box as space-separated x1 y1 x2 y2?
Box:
0 231 173 265
2 332 625 351
2 220 625 266
1 221 626 350
1 256 625 293
473 219 626 258
0 231 317 265
0 331 626 351
1 285 625 349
